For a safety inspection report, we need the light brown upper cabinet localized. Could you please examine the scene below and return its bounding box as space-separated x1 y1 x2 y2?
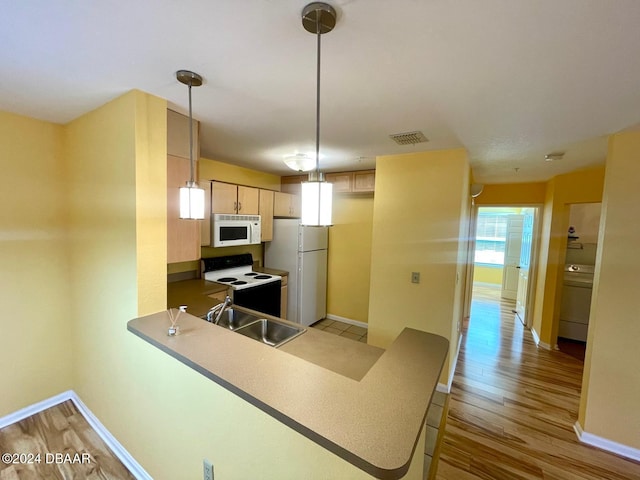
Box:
167 154 201 263
325 172 352 193
283 170 375 195
167 109 201 263
259 189 275 242
274 191 301 218
325 170 375 194
211 181 259 215
352 170 376 192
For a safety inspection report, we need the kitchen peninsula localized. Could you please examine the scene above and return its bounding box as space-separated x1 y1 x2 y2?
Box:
128 305 448 479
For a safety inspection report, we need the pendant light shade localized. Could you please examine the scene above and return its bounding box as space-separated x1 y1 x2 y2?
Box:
299 2 336 226
301 172 333 226
176 69 205 220
180 182 205 219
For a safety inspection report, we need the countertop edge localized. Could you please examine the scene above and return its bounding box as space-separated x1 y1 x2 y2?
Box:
127 314 448 479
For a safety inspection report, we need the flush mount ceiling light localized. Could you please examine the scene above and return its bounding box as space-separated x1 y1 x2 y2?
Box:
299 2 336 227
284 153 315 172
545 152 565 162
176 70 205 220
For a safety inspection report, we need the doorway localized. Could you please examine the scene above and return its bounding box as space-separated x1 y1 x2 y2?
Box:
556 202 601 361
469 206 539 328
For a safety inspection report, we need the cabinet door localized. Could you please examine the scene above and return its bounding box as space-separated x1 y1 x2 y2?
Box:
167 155 200 263
290 194 301 218
259 189 274 242
237 185 259 214
274 192 301 218
353 170 375 192
325 172 353 193
211 182 239 214
274 191 290 217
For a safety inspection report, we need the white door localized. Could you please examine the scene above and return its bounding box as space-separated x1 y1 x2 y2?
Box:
501 215 524 300
515 210 534 324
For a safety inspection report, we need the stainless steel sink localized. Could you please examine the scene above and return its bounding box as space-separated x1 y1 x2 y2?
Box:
235 318 306 347
210 308 262 331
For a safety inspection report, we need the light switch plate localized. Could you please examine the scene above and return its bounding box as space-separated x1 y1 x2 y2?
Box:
411 272 420 284
203 459 214 480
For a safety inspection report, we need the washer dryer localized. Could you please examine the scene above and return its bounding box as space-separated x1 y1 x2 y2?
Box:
558 264 594 342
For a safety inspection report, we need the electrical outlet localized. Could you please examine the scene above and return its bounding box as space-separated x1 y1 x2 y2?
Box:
411 272 420 284
203 459 214 480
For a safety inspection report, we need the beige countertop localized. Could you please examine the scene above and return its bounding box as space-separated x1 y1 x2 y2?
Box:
127 306 448 479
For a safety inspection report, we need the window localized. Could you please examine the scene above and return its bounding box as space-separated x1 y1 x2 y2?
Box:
475 213 508 265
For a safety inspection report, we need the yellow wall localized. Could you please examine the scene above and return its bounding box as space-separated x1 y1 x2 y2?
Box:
327 195 374 323
368 149 470 386
0 111 73 416
579 131 640 450
473 265 503 284
530 167 605 347
475 182 547 205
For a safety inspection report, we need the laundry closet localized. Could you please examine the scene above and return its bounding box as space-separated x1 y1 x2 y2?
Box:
559 203 601 342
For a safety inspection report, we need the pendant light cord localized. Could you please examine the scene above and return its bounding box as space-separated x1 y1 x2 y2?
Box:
188 81 195 185
315 15 321 176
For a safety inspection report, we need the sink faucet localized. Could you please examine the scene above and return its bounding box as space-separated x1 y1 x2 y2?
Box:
206 295 232 325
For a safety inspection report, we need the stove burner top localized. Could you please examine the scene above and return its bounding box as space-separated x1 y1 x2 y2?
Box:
202 255 282 290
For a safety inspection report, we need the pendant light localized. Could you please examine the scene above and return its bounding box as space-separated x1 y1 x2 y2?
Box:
300 2 335 226
176 70 205 220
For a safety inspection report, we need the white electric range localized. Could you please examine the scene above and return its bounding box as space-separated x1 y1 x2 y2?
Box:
202 254 282 317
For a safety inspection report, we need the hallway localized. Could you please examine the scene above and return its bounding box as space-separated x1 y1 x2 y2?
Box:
436 285 640 479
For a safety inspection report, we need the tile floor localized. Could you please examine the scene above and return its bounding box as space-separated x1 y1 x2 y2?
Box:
311 318 368 343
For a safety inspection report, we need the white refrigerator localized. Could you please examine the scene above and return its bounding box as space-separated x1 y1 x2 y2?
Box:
265 219 328 326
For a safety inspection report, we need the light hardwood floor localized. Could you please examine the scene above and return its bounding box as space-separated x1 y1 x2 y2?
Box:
0 400 135 480
437 284 640 479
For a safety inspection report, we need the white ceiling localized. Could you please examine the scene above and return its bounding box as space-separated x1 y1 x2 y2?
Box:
3 0 640 183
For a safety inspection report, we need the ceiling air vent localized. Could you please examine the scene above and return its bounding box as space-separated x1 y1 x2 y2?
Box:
389 130 429 145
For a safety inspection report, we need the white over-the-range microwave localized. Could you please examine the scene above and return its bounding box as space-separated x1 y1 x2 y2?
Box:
212 213 261 247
